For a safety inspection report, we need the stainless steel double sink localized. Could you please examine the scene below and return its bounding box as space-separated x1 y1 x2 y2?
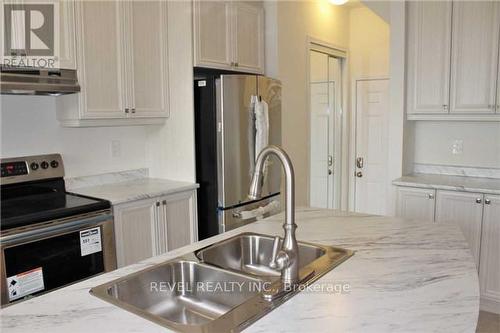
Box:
90 232 353 332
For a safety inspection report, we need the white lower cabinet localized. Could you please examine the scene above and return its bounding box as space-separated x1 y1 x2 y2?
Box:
396 187 436 222
395 186 500 313
113 190 197 268
435 191 484 267
479 195 500 313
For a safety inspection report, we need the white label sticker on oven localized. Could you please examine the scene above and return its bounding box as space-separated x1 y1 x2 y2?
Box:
7 267 45 301
80 227 102 256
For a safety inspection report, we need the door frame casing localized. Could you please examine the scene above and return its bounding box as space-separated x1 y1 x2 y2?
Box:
306 36 349 210
349 77 390 213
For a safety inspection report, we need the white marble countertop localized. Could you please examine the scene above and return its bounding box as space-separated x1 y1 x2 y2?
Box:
393 173 500 195
0 208 479 333
69 178 199 205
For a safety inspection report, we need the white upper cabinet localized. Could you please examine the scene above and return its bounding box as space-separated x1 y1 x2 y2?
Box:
57 0 168 126
193 0 264 74
406 1 452 115
57 0 76 69
450 1 500 114
406 1 500 121
76 0 127 119
193 1 232 69
0 0 76 68
127 1 169 118
435 190 484 267
232 2 264 74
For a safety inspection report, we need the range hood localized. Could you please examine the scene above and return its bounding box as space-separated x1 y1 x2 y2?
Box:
0 66 80 96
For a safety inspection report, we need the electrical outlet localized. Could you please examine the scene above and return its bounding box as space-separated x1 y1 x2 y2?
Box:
452 139 463 155
111 140 121 158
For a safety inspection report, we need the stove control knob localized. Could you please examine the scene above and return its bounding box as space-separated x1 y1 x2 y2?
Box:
50 160 59 168
30 162 39 170
40 161 49 169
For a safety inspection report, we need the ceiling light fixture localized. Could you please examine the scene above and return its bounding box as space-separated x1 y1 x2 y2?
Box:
329 0 349 5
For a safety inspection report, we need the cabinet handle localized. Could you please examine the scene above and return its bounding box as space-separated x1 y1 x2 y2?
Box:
485 198 491 205
125 108 129 114
131 108 136 114
428 193 434 199
234 62 239 67
476 198 482 204
162 200 167 206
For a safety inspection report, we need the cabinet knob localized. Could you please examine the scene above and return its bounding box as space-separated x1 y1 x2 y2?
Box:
125 108 129 113
162 200 167 205
443 104 448 110
234 62 239 67
476 198 482 204
156 202 161 207
485 198 491 205
428 193 434 199
131 108 136 114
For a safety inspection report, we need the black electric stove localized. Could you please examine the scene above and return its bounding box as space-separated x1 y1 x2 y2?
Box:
0 154 116 305
0 154 110 232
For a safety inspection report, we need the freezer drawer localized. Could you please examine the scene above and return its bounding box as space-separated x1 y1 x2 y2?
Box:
218 195 281 233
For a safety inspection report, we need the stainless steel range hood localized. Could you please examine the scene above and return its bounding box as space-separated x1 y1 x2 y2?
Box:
0 66 80 96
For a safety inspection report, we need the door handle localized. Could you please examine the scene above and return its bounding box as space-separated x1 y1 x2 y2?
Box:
356 157 364 169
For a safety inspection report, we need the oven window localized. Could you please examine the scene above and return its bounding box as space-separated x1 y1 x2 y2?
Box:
4 226 105 302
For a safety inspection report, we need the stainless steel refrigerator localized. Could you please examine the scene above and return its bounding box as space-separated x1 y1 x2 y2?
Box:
194 74 282 240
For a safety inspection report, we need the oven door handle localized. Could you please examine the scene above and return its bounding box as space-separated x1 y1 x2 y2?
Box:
1 213 112 247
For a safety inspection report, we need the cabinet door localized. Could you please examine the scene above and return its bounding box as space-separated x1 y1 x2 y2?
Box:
113 199 156 267
396 187 436 222
435 191 484 267
57 0 76 69
0 0 27 58
127 1 169 118
75 0 127 118
193 0 232 69
450 1 500 114
406 1 452 114
0 0 75 67
479 195 500 306
159 191 197 251
232 2 264 74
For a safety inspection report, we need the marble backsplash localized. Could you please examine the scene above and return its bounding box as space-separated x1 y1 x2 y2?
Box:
413 163 500 179
65 168 149 190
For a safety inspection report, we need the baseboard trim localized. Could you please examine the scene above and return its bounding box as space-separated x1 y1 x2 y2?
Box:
480 297 500 314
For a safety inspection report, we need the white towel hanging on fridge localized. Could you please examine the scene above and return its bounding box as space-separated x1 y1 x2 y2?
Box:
254 98 269 159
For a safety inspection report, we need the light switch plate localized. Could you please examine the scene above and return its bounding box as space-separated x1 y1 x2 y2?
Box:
452 139 463 155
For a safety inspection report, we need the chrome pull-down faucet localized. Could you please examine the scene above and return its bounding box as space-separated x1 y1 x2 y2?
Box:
248 145 299 285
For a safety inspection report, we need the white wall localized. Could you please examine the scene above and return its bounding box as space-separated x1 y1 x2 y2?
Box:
146 1 196 182
413 121 500 169
0 96 154 178
349 6 390 80
274 0 350 206
0 2 196 182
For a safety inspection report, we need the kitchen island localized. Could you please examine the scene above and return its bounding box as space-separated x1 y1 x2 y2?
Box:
0 208 479 332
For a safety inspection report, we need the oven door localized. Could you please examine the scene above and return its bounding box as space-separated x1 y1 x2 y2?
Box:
0 211 116 306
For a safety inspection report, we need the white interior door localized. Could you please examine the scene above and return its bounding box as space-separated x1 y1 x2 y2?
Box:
354 79 390 215
309 50 342 209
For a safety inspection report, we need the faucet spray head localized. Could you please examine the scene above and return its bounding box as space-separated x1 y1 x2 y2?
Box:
248 170 263 200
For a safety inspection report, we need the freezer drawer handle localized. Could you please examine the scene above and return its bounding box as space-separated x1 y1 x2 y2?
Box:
233 200 280 221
